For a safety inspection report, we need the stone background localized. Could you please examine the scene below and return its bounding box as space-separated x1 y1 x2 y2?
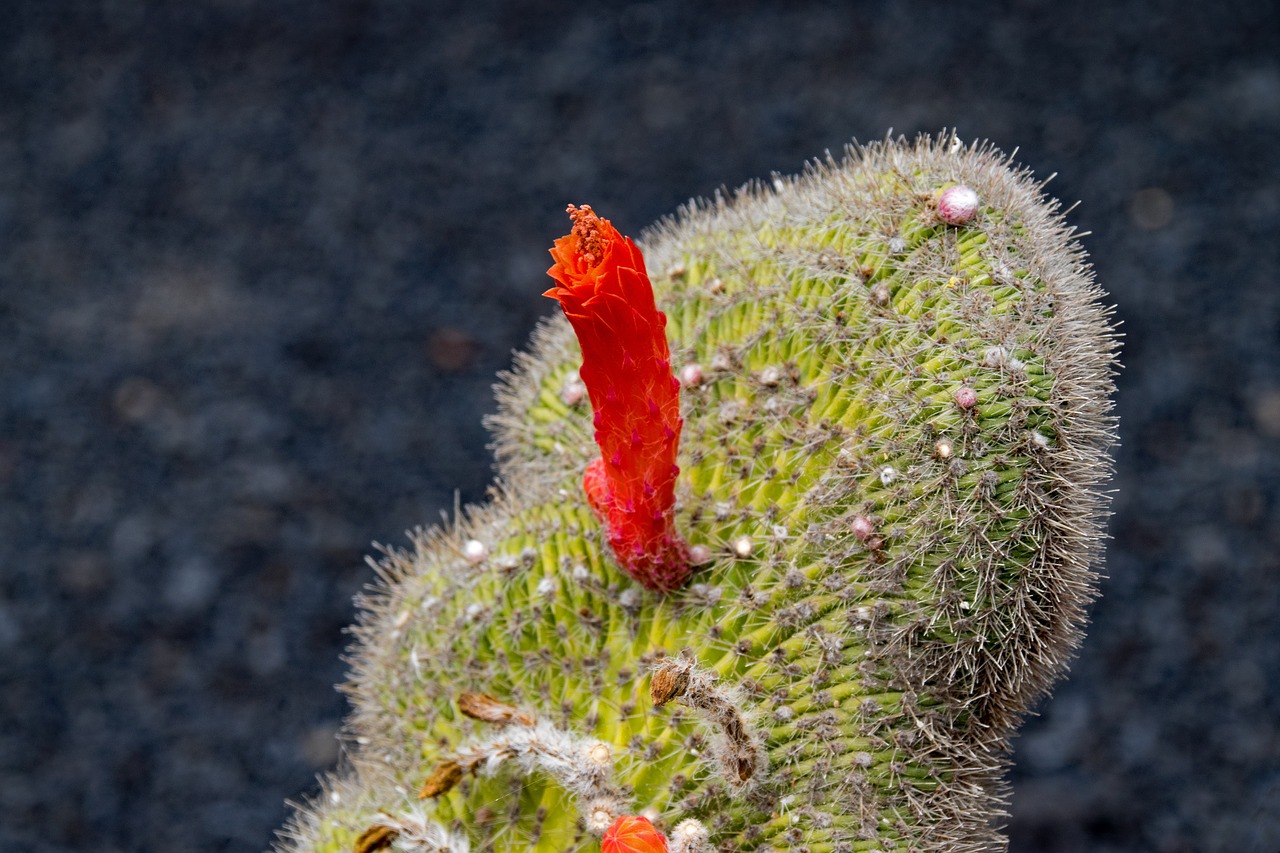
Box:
1 1 1277 850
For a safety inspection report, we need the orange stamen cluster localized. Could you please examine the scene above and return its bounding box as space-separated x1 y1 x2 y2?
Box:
545 205 692 592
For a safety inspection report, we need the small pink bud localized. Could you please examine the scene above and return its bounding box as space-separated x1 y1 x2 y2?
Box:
954 387 978 409
680 363 704 387
938 185 980 225
851 515 876 542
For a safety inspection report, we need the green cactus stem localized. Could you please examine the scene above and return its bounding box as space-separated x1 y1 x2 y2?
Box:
275 134 1117 853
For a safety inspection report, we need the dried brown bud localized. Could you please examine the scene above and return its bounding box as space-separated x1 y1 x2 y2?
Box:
457 692 536 726
353 824 399 853
650 663 690 707
418 759 464 799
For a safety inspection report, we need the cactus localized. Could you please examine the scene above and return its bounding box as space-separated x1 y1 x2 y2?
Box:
275 135 1116 853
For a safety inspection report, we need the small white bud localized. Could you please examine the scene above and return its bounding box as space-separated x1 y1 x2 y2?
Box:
587 742 612 766
690 583 721 606
462 539 488 564
586 807 615 834
759 365 784 386
732 536 753 558
671 818 712 852
717 400 743 424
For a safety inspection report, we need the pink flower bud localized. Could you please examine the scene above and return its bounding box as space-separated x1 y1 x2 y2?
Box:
938 185 980 225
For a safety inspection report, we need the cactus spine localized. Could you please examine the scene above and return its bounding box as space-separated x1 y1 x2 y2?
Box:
276 135 1117 852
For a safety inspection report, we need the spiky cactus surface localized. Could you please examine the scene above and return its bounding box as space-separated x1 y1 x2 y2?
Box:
276 136 1116 853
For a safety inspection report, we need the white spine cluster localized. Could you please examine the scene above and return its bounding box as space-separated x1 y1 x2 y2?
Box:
670 818 713 853
455 720 615 801
422 707 627 836
373 805 471 852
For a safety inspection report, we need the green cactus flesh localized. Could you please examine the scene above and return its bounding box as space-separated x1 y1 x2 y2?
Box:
276 137 1116 853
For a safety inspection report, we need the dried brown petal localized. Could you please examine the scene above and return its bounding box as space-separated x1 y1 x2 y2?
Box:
353 824 398 853
649 663 690 707
457 692 536 726
418 759 464 799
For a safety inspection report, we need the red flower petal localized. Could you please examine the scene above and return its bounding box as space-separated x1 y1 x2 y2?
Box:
601 815 668 853
546 205 691 592
582 456 610 521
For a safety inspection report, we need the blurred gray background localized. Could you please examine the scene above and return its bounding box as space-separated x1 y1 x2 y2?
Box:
1 1 1277 850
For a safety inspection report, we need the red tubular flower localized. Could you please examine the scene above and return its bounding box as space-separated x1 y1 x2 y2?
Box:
582 456 611 521
545 205 692 592
601 815 668 853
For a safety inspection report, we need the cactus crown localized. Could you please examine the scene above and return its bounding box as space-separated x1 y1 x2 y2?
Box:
276 135 1117 853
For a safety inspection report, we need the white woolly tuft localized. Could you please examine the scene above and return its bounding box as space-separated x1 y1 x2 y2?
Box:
373 804 471 852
